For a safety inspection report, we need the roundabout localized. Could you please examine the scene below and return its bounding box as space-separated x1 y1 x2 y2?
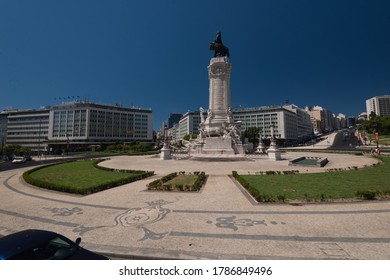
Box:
0 152 389 260
98 151 379 175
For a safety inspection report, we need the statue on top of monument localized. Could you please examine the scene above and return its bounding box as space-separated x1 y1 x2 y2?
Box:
210 31 230 58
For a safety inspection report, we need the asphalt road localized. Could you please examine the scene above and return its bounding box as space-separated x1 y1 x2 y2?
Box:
328 131 390 153
1 133 388 173
0 154 118 172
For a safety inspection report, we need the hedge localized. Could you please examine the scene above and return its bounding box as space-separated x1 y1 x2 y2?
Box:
23 159 154 195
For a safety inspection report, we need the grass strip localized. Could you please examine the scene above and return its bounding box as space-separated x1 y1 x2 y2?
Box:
234 157 390 202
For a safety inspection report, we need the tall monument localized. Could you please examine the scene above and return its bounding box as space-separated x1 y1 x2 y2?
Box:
193 32 244 157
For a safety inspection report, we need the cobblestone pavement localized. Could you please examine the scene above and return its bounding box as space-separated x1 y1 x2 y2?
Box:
0 152 389 259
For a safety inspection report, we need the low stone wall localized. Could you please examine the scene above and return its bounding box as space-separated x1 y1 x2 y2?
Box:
317 157 329 167
289 156 306 164
289 156 329 167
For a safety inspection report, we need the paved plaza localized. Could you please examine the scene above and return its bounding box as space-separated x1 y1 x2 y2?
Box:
0 152 389 259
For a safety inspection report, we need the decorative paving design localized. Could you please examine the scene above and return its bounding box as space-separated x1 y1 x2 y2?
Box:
115 200 172 228
115 200 173 241
43 206 83 217
72 225 106 236
206 216 286 231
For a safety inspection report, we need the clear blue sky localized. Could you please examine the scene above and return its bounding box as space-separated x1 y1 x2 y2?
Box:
1 0 389 129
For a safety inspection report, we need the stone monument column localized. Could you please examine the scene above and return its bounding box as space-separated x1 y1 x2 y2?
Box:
203 57 233 134
193 31 244 157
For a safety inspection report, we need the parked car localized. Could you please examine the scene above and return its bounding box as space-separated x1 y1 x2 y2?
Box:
0 229 109 260
11 156 26 164
24 155 32 161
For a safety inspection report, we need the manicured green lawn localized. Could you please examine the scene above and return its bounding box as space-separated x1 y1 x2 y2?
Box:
147 172 206 192
165 174 197 187
24 160 153 194
237 157 390 202
379 136 390 145
362 133 390 145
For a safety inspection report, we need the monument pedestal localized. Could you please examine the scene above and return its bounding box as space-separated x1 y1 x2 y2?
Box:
257 142 266 154
202 137 236 155
267 143 281 161
160 144 172 160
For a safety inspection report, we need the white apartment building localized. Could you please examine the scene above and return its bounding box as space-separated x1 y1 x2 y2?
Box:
172 106 313 145
336 113 347 130
5 109 50 152
168 123 180 142
178 111 204 139
366 95 390 118
306 106 338 133
233 106 313 144
283 104 313 139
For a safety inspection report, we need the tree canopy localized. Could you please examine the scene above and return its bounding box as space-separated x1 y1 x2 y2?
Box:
241 127 261 145
3 144 32 156
357 115 390 135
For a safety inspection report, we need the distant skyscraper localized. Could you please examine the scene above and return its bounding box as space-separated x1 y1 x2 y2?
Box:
347 116 356 127
366 96 390 119
167 113 183 129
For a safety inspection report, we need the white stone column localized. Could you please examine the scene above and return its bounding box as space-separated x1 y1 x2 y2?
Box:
204 57 232 135
267 123 281 160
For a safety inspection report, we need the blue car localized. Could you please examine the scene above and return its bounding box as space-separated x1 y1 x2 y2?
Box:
0 229 109 260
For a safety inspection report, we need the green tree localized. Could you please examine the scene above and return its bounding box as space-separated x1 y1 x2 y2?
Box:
182 134 197 141
243 127 260 145
4 144 31 157
358 116 390 134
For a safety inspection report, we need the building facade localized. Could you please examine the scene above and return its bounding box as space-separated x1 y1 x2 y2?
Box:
0 112 9 153
5 109 50 152
168 123 180 142
171 106 314 145
336 113 347 130
306 106 338 133
233 106 312 145
48 102 153 148
347 116 356 127
366 95 390 118
178 111 204 139
1 102 153 154
166 113 183 129
358 112 368 121
283 104 313 140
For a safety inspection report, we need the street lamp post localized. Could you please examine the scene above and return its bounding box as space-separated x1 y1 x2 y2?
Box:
375 130 379 149
38 119 42 160
66 134 70 156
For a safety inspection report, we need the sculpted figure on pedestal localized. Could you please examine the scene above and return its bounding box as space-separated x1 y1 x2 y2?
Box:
210 31 230 58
